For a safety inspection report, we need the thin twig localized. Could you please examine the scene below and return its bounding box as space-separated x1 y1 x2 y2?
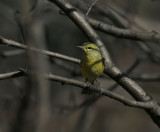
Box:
0 36 80 64
86 0 98 16
0 70 26 80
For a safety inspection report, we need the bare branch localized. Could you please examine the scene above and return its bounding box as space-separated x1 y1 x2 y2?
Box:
46 74 156 110
0 36 80 64
0 69 156 110
86 0 98 16
87 17 160 42
0 70 26 80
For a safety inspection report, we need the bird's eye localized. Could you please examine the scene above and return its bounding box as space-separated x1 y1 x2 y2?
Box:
87 47 92 49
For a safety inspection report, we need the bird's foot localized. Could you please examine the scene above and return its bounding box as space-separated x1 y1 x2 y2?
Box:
81 82 92 94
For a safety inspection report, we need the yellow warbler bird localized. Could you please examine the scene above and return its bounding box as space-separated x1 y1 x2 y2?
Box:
78 42 105 84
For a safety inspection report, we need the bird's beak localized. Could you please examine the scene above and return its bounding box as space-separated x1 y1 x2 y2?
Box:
77 46 83 49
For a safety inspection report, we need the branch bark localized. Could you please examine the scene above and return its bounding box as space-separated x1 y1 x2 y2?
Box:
87 17 160 42
0 70 26 80
0 36 80 64
0 69 156 110
85 0 98 16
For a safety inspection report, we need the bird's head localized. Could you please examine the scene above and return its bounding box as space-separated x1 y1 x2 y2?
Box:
77 42 100 54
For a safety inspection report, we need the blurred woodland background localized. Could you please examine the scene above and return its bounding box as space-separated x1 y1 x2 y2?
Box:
0 0 160 132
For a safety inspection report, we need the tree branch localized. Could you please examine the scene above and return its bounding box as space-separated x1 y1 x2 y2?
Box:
0 36 80 64
0 70 26 80
87 17 160 42
37 73 160 110
86 0 98 16
0 69 156 110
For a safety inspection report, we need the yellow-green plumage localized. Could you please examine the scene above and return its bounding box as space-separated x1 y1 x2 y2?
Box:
79 43 104 84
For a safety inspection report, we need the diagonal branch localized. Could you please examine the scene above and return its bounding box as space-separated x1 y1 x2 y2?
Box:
0 36 80 64
86 0 98 16
87 17 160 42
